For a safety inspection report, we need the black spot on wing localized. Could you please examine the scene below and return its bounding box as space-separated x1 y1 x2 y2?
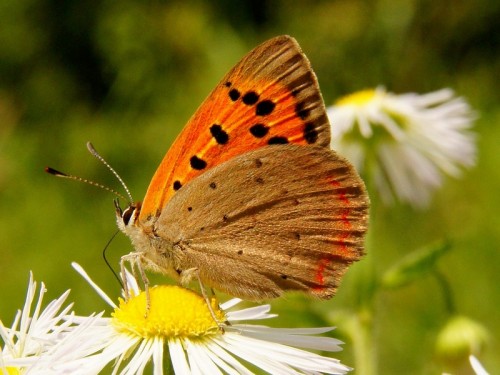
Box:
249 124 269 138
210 124 229 145
173 180 182 191
242 91 259 105
295 102 310 120
190 155 207 170
229 89 240 101
256 100 275 116
268 136 289 145
303 123 319 144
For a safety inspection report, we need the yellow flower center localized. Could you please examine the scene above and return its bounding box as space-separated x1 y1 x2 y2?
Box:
335 89 378 106
5 368 20 375
111 285 225 339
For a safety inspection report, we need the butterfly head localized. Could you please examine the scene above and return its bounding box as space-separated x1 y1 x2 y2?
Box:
115 199 142 231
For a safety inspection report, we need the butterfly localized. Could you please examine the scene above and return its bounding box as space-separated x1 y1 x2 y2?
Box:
115 35 369 301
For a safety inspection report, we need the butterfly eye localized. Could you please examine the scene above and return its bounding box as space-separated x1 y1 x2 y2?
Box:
122 206 135 226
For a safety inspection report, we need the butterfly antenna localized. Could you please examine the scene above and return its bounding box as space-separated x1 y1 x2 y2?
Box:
86 142 134 203
45 167 128 201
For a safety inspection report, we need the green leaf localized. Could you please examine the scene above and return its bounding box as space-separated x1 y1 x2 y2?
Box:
381 240 452 289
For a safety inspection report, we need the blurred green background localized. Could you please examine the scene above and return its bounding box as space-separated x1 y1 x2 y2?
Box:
0 0 498 373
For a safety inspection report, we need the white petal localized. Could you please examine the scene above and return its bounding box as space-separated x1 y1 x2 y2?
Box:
217 334 349 374
470 355 489 375
169 338 191 375
152 337 164 375
72 263 116 308
231 325 344 351
203 339 254 375
185 340 223 375
226 304 276 321
219 298 242 311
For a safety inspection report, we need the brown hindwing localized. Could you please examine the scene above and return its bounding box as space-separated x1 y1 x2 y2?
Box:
156 144 369 300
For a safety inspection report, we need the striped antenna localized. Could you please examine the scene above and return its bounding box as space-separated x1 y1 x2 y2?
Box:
45 142 133 204
86 142 134 203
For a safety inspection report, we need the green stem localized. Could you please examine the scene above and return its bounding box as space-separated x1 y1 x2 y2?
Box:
350 308 376 375
432 269 456 315
346 236 377 374
346 150 378 375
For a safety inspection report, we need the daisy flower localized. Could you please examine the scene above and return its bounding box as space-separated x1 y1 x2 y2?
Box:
52 263 351 374
327 87 476 208
0 273 75 373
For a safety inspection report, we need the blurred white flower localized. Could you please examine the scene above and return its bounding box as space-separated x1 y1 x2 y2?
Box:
469 354 489 375
55 263 351 374
0 273 76 373
327 87 476 208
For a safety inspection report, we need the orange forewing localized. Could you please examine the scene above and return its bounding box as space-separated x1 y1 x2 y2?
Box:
139 35 331 222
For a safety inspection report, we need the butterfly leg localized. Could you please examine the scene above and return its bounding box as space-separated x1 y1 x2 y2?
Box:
136 259 151 315
120 251 151 316
181 267 226 330
120 256 131 300
209 287 232 327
